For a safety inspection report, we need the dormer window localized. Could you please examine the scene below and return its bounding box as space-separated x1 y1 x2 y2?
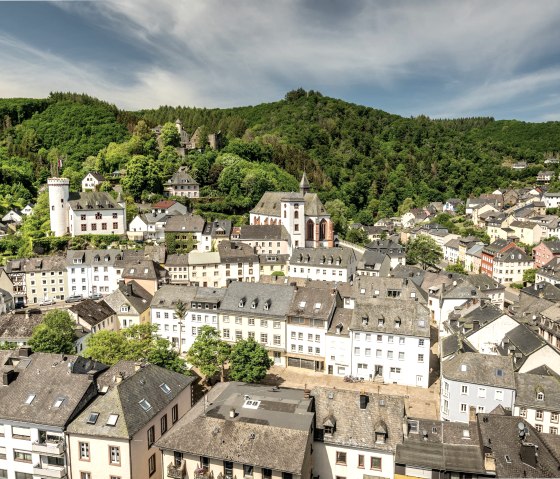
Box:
362 316 369 326
264 300 271 311
537 391 545 401
251 299 258 309
395 319 401 328
239 298 246 308
378 317 385 326
120 305 130 313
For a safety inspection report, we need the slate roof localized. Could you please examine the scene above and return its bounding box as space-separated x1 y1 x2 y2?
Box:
66 249 125 267
250 191 328 217
0 350 107 427
465 274 505 292
151 284 198 309
477 414 560 478
289 247 356 268
500 323 545 356
85 172 106 182
103 281 153 315
441 352 515 389
165 166 198 186
0 312 44 341
357 250 392 275
312 387 405 452
483 239 513 255
218 241 258 263
202 219 232 238
287 287 339 320
69 299 115 327
238 224 290 241
220 282 295 318
353 275 428 303
165 254 189 267
68 191 123 211
121 259 168 281
521 282 560 302
351 298 430 338
164 214 205 233
328 308 353 336
515 372 560 410
67 363 194 439
156 382 314 475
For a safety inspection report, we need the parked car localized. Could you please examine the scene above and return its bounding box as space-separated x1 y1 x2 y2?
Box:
65 295 83 303
89 293 103 300
39 298 55 306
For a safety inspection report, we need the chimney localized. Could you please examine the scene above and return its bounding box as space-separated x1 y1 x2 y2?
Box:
469 406 477 423
403 416 409 438
115 372 124 383
359 393 369 410
87 371 96 381
127 282 133 296
303 386 311 399
134 362 142 371
18 346 32 357
2 369 16 386
229 408 236 418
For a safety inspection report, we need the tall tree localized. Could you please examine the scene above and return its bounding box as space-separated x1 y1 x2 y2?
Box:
406 235 443 270
186 326 231 382
28 310 76 354
228 338 273 383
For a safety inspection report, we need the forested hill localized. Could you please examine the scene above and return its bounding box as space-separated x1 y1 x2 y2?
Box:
1 90 559 225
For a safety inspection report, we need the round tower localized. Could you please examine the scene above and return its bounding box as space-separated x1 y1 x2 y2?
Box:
48 177 70 237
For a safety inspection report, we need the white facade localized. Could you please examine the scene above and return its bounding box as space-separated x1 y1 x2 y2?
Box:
81 172 104 191
325 329 351 376
544 193 560 209
48 177 70 237
466 314 520 354
68 206 126 236
67 250 124 296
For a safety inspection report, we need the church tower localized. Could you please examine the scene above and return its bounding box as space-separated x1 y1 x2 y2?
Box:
48 177 70 237
300 172 310 195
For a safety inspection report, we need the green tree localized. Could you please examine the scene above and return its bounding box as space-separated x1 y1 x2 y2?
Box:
345 227 368 245
325 199 349 236
83 324 187 373
445 262 468 274
406 235 443 270
28 310 76 354
186 326 231 382
159 122 181 148
228 338 273 383
523 268 537 284
121 155 162 200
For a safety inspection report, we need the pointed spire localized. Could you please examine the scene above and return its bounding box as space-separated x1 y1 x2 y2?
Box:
300 172 310 195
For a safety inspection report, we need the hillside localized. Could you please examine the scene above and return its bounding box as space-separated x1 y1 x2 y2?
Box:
0 90 559 227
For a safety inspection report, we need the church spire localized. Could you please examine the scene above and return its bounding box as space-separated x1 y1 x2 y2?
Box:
300 172 310 195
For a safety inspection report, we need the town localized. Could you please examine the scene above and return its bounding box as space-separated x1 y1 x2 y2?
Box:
0 138 559 479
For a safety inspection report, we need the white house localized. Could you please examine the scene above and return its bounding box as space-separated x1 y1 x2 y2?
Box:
66 249 125 296
441 353 516 423
81 171 106 191
288 247 357 283
514 372 560 434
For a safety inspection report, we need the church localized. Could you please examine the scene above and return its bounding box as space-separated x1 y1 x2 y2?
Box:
249 173 334 249
48 175 126 237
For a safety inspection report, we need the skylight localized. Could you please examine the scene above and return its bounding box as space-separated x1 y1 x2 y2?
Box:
53 397 65 408
25 394 35 405
87 412 100 424
243 399 260 409
139 399 152 411
106 414 119 426
160 383 171 395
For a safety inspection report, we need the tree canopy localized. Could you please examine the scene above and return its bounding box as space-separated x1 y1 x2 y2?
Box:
186 326 231 381
28 309 76 354
406 235 444 270
228 338 273 383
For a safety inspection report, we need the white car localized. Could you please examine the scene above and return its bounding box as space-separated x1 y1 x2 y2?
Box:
39 298 55 306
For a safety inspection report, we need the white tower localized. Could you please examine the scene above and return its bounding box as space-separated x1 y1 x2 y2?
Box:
48 177 70 237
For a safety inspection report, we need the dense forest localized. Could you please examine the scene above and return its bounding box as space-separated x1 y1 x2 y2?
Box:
0 89 559 234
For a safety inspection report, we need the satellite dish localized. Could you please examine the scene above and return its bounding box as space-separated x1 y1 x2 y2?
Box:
517 422 525 431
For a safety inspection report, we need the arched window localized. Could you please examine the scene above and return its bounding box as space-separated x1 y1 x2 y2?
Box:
294 210 299 219
306 220 314 241
319 219 327 241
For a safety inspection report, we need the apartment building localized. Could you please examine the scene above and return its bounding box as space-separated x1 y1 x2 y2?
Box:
66 249 125 297
288 247 357 283
103 281 153 329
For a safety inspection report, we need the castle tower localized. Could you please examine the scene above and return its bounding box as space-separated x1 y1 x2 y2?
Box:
175 119 182 135
48 177 70 237
300 172 310 195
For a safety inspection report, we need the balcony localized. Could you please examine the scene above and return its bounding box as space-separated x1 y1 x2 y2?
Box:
194 467 213 479
33 464 66 478
32 440 65 455
167 461 186 479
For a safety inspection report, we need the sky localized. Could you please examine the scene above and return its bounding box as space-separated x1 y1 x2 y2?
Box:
1 1 560 121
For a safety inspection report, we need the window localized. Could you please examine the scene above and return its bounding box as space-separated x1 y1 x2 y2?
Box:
399 352 405 360
460 403 467 413
418 354 424 362
223 329 230 339
248 317 255 326
148 453 156 476
419 339 425 346
551 412 559 423
536 424 543 432
336 451 347 465
109 445 120 465
0 448 5 460
79 442 90 460
478 387 486 398
274 335 281 346
172 404 178 424
370 457 382 470
147 426 155 447
358 454 364 468
139 399 152 411
14 450 32 463
388 335 394 343
236 330 242 340
107 414 119 426
461 385 468 395
260 333 268 344
354 347 360 356
387 350 393 359
377 335 382 342
494 390 503 401
551 427 558 435
536 410 544 421
161 414 168 434
520 407 527 418
537 391 545 401
274 321 281 329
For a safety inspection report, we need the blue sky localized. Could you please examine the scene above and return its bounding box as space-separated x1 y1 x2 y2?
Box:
1 1 560 121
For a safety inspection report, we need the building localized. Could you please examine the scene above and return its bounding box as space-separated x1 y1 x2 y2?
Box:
48 176 126 237
312 387 406 479
102 281 153 329
235 225 291 255
514 371 560 434
493 246 534 284
288 247 357 283
81 172 106 191
250 173 334 249
164 214 206 253
121 258 169 295
164 166 200 198
23 255 68 304
66 249 125 297
441 353 516 423
0 310 44 346
481 239 514 278
199 219 232 252
66 361 194 479
0 348 107 479
534 241 560 269
543 191 560 209
127 211 169 242
157 382 315 479
217 241 260 284
68 299 117 333
285 286 339 371
219 282 295 366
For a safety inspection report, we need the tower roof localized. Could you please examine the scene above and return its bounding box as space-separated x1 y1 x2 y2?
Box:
300 172 310 190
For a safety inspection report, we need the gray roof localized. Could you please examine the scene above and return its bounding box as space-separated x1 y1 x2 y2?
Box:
465 274 505 292
69 299 115 327
250 191 328 217
290 247 356 268
500 323 545 356
156 382 314 475
353 276 428 303
220 282 295 318
68 191 123 211
357 251 392 274
85 172 106 182
0 350 107 427
165 254 189 267
477 414 560 477
312 387 405 452
515 372 560 410
218 241 258 263
165 166 198 186
441 353 515 389
164 214 205 233
103 281 153 315
151 284 198 309
121 259 168 281
67 363 193 439
328 308 353 336
287 287 339 320
66 249 125 267
351 298 430 338
0 312 44 341
238 224 290 241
